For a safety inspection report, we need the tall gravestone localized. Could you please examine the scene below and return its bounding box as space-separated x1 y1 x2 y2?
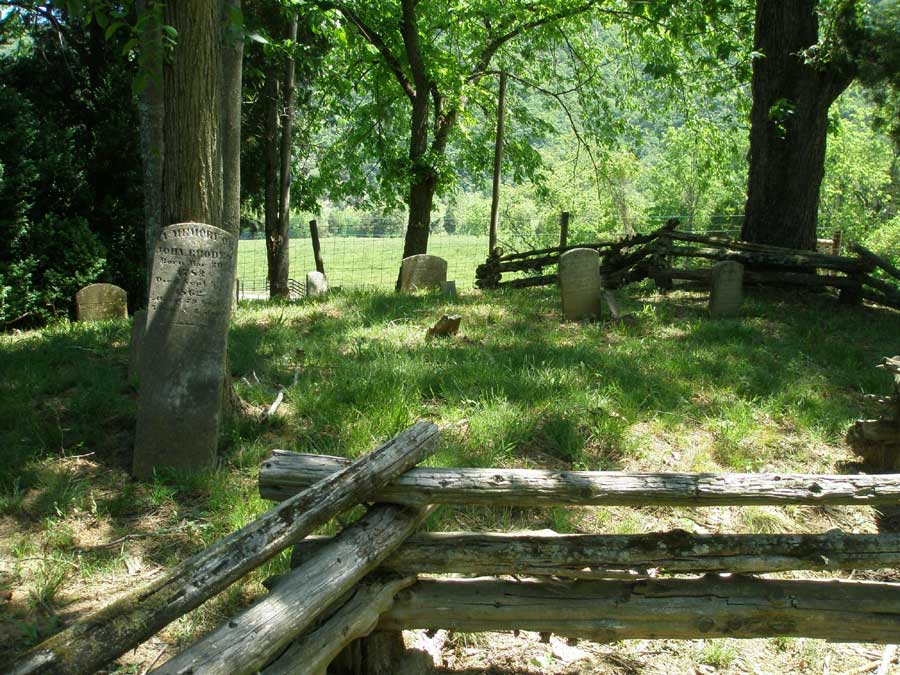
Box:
709 260 744 318
133 223 237 479
399 254 448 293
75 283 128 321
559 248 602 321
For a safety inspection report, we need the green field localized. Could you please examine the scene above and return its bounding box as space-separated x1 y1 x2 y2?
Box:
237 234 490 292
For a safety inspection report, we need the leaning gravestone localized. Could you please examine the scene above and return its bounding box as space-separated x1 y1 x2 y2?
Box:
709 260 744 318
75 283 128 321
133 223 237 479
306 271 328 297
559 248 602 321
399 254 447 293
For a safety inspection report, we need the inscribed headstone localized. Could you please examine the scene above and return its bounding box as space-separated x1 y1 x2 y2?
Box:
306 271 328 297
133 223 237 479
440 280 457 298
127 309 147 384
709 260 744 318
559 248 601 321
399 255 448 293
75 283 127 322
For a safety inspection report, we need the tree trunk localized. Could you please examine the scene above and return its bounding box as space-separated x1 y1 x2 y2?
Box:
136 0 164 301
221 0 243 237
741 0 854 250
488 71 507 255
396 93 434 289
264 67 286 297
161 1 223 228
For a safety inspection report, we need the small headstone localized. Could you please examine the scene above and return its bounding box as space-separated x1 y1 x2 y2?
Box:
306 271 328 297
133 222 237 479
709 260 744 318
440 280 457 298
127 309 147 384
399 254 448 293
75 283 127 322
558 248 602 321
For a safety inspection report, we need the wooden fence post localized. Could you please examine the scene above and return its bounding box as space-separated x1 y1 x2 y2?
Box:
309 219 325 275
559 211 570 248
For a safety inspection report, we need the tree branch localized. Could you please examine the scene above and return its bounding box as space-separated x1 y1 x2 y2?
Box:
311 0 416 100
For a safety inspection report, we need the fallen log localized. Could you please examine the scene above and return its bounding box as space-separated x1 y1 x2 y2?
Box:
861 288 900 312
153 504 433 675
260 576 414 675
852 244 900 283
11 421 439 675
290 530 900 578
378 576 900 643
657 268 859 290
666 246 869 273
260 452 900 507
862 274 900 302
496 273 557 289
670 231 868 267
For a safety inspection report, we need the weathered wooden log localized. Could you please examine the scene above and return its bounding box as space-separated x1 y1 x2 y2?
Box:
153 504 433 675
290 530 900 578
852 243 900 283
378 576 900 643
666 245 870 273
862 274 900 302
261 577 414 675
11 421 439 675
861 288 900 311
496 273 557 289
260 451 900 507
657 267 860 290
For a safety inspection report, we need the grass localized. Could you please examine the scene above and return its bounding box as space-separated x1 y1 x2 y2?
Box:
236 233 489 291
1 283 899 671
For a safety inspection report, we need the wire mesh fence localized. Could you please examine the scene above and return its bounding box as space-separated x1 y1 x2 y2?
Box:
237 213 840 299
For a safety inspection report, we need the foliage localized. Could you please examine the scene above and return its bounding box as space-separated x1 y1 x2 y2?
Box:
0 8 143 327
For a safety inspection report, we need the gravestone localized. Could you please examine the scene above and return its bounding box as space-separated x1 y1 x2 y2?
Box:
306 271 328 297
133 223 237 479
75 283 127 321
399 254 447 293
127 309 147 384
709 260 744 318
440 280 457 299
559 248 602 321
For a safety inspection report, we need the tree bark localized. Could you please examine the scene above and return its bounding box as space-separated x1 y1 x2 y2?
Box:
11 421 439 675
270 15 299 300
135 0 164 300
741 0 855 250
221 0 243 237
264 64 286 297
488 71 507 255
161 1 223 228
152 504 432 675
293 530 900 579
260 451 900 507
378 576 900 644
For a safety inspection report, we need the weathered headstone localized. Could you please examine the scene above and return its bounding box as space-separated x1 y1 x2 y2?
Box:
558 248 601 321
440 280 457 298
133 223 237 479
127 309 147 384
306 271 328 297
75 283 128 322
399 254 447 293
709 260 744 318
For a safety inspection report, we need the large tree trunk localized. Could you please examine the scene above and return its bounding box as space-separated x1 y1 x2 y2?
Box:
136 0 164 300
162 2 223 227
221 0 243 237
741 0 854 250
398 94 434 276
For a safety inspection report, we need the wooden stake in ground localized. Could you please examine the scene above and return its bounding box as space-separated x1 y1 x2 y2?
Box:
10 421 439 675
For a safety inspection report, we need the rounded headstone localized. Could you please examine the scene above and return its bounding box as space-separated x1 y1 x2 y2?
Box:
75 283 128 321
306 271 328 297
709 260 744 318
399 255 448 293
559 248 602 321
